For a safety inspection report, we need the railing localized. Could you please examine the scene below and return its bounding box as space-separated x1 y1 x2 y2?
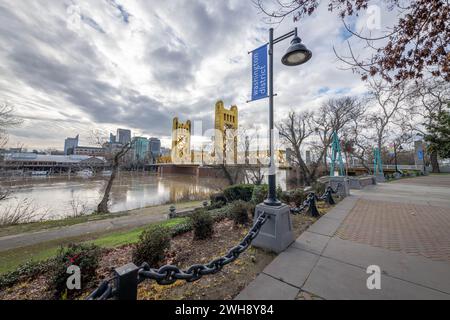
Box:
87 186 338 300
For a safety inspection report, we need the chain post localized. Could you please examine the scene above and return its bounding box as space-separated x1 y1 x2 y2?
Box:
114 263 139 300
307 194 320 217
325 188 336 205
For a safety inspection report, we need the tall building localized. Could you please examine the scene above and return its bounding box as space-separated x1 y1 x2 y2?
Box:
172 118 191 164
149 137 161 159
133 137 149 163
214 100 238 164
109 133 116 144
117 129 131 145
64 135 79 155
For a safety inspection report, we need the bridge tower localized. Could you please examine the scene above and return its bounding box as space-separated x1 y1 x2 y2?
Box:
214 101 238 164
171 117 191 164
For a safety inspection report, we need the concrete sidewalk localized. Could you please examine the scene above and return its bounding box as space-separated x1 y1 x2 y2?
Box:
0 204 200 252
237 176 450 300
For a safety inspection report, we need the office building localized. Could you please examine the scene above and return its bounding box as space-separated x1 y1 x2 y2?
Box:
133 137 149 163
74 146 106 157
149 137 161 159
64 135 79 155
117 129 131 145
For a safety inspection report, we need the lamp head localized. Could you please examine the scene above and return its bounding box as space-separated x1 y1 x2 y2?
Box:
282 36 312 66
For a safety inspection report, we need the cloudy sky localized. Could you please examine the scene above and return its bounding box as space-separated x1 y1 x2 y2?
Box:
0 0 392 150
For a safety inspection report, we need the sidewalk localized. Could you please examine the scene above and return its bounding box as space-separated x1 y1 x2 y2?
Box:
0 204 200 252
237 175 450 300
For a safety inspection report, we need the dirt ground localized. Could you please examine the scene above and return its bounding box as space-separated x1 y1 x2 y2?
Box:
0 204 330 300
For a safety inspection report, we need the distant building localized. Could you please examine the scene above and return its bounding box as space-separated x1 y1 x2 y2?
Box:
64 135 79 155
2 153 106 169
160 147 171 157
149 137 161 159
117 129 131 145
109 133 116 144
133 137 149 164
74 146 106 157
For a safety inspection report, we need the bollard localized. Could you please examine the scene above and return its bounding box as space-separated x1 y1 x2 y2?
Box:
168 205 176 219
114 263 139 300
325 188 336 205
307 194 320 217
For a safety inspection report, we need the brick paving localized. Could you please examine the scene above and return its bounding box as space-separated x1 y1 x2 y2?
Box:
390 174 450 187
336 199 450 262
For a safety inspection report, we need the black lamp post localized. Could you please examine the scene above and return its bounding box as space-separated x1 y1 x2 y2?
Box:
394 143 403 174
264 27 312 206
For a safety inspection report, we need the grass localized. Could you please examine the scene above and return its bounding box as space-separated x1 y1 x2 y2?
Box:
0 218 188 275
0 200 202 238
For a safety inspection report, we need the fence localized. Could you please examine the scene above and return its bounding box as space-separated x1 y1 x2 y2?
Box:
87 186 340 300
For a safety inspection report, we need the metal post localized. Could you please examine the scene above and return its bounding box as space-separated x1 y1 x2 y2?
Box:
265 28 281 207
114 263 139 300
394 143 398 173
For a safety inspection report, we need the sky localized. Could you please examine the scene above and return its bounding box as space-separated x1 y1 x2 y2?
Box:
0 0 394 150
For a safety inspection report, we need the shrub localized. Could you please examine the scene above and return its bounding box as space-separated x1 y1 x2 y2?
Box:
230 201 255 226
280 190 293 204
132 225 171 266
251 184 268 204
0 260 54 291
171 221 193 237
190 209 214 240
312 182 326 196
223 184 254 202
291 189 307 207
50 243 101 299
210 193 227 209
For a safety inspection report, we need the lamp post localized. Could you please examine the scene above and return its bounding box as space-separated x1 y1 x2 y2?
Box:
394 143 403 174
264 27 312 206
253 28 312 253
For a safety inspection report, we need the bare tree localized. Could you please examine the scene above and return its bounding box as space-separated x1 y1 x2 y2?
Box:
0 103 23 148
0 103 23 201
409 78 450 172
278 110 315 185
313 96 364 171
91 130 134 214
366 79 412 152
253 0 449 84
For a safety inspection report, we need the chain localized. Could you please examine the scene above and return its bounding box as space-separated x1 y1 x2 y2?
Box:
138 213 268 285
88 212 269 299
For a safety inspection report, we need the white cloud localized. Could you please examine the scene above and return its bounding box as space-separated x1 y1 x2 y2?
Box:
0 0 396 150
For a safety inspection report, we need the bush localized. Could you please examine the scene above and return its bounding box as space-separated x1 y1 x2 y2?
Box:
291 189 307 207
312 182 326 196
281 190 295 204
223 184 255 202
50 243 101 299
210 193 227 209
230 201 255 226
190 209 214 240
171 221 193 237
251 184 268 204
0 260 54 291
132 225 171 266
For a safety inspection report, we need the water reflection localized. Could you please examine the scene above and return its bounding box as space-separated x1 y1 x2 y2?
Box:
0 173 226 220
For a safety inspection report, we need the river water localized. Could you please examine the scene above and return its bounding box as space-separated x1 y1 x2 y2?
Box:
0 173 227 221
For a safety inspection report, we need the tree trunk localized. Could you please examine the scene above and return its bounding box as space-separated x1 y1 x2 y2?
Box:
430 149 440 173
97 166 118 214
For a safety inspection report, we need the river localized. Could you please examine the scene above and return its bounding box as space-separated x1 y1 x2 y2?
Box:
0 173 227 221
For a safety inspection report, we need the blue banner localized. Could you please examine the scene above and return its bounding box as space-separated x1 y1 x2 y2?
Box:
251 44 268 101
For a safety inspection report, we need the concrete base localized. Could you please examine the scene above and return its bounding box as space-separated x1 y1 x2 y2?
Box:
329 176 350 197
376 174 386 183
252 203 294 254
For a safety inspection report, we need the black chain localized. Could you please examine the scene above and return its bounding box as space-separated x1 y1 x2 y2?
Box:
138 213 268 285
87 212 268 299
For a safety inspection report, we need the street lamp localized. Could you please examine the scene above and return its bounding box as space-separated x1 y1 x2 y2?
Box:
394 143 403 174
265 27 312 206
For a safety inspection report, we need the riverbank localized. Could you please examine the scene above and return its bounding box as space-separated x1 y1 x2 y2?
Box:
0 200 202 239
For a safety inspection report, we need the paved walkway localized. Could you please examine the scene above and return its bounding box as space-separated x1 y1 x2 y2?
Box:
0 204 199 252
237 175 450 300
